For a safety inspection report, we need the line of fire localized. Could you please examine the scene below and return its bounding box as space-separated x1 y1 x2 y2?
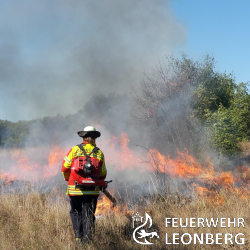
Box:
1 132 250 217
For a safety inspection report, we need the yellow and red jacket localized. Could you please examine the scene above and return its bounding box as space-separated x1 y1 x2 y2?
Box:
61 141 107 196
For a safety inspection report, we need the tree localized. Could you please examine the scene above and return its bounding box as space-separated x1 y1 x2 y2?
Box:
132 54 207 156
132 53 250 156
206 82 250 155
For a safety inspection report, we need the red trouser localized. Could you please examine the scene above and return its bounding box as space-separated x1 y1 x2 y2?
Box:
69 195 98 242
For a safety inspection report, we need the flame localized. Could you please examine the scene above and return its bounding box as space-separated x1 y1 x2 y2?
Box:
95 194 130 217
101 133 143 171
150 149 202 177
95 195 113 216
120 133 136 170
148 148 250 205
0 145 65 183
0 172 15 184
44 145 65 179
1 132 250 209
95 188 122 216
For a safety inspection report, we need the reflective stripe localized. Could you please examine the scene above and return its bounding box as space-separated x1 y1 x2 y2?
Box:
67 185 100 189
64 156 72 163
69 193 99 196
62 143 106 196
67 185 100 196
73 153 102 160
68 190 99 195
68 190 99 193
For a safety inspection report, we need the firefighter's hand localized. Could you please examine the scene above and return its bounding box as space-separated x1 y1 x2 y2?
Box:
64 179 69 181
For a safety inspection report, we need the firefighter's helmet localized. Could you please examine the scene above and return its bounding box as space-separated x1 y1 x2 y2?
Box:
77 126 101 138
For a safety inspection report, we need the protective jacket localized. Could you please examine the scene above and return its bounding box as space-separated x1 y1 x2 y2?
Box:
61 141 107 196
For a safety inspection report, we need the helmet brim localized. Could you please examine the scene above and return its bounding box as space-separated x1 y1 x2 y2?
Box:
77 131 101 138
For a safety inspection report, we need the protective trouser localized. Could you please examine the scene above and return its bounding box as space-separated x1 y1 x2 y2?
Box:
69 195 98 242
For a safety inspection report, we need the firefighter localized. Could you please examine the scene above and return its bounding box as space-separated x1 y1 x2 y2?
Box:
61 126 107 244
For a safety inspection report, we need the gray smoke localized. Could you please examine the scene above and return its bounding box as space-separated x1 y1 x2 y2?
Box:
0 0 186 121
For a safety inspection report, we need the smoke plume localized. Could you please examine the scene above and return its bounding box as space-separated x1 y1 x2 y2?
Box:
0 0 186 121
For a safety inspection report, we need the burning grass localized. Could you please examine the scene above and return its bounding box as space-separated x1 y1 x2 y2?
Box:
0 188 249 250
0 145 65 183
1 136 250 249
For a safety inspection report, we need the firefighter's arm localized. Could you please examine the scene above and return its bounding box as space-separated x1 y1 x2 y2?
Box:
99 154 107 180
61 148 74 181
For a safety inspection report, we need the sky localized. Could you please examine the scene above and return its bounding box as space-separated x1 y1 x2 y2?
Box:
172 0 250 84
0 0 249 122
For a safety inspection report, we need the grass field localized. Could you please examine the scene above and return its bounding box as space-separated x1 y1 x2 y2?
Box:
1 145 250 249
0 187 249 250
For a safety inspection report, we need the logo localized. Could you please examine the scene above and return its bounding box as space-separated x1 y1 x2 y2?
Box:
132 212 159 245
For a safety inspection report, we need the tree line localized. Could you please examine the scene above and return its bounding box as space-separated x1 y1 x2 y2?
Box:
1 54 249 157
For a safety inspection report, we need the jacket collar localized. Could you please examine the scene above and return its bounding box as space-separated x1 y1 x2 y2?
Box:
82 141 96 147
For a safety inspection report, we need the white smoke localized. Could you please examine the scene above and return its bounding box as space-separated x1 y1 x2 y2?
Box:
0 0 187 121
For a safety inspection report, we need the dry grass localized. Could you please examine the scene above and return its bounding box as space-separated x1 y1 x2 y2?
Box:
0 146 250 249
0 189 249 250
